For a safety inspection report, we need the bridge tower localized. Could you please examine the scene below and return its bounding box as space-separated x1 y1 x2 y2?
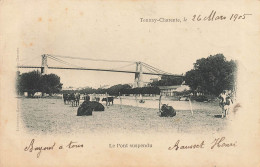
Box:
41 54 48 74
134 62 143 88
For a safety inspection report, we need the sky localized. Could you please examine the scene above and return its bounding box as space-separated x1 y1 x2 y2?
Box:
14 1 250 88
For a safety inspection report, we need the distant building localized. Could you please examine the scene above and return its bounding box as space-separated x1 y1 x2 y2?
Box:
150 78 159 82
158 85 190 96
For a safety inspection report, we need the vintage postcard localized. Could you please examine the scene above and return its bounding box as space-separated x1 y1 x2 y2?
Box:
0 0 260 166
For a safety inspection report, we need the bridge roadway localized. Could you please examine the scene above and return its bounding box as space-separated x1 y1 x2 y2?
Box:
17 65 183 77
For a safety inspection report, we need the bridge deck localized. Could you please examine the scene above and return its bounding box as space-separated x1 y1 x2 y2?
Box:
17 66 182 77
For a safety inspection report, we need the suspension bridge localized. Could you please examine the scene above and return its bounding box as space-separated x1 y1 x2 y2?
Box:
17 54 183 87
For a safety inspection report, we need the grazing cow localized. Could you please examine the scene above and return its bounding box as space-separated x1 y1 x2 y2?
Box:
160 104 176 117
68 93 77 107
77 101 105 116
219 91 233 118
139 99 145 103
158 95 176 117
63 93 80 106
84 94 90 101
63 93 69 104
74 93 80 106
77 102 93 116
102 97 114 106
91 101 105 111
94 97 100 102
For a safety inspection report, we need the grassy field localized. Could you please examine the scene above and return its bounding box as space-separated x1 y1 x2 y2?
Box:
19 98 228 135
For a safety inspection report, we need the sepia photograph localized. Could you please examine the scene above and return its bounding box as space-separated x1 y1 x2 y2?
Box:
16 53 238 134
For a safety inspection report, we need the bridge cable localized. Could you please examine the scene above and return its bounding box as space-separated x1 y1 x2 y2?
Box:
141 64 159 74
141 63 169 75
48 56 77 67
50 54 135 63
141 62 167 74
48 55 138 73
48 55 85 68
143 64 159 73
141 62 172 75
25 54 177 76
110 62 136 71
142 62 170 74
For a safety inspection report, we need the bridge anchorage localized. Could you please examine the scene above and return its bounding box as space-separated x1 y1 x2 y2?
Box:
17 54 183 88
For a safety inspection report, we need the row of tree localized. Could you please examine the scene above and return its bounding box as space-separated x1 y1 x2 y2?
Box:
62 84 132 96
148 75 183 87
62 84 160 96
16 70 160 97
120 87 160 95
16 71 62 97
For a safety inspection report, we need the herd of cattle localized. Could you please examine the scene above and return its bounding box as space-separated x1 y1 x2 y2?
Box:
62 91 236 118
62 93 114 107
63 93 81 106
62 93 114 116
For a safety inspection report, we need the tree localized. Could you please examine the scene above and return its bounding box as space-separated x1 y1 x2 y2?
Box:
39 74 63 95
17 71 63 96
184 54 237 96
121 87 160 95
184 69 203 93
107 84 131 95
77 84 132 95
149 76 183 87
18 71 41 97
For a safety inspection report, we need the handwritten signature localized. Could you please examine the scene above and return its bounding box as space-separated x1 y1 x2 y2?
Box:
24 139 83 158
168 137 237 151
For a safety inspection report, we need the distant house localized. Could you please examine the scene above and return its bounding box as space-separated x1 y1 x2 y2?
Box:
158 85 190 96
150 78 159 82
